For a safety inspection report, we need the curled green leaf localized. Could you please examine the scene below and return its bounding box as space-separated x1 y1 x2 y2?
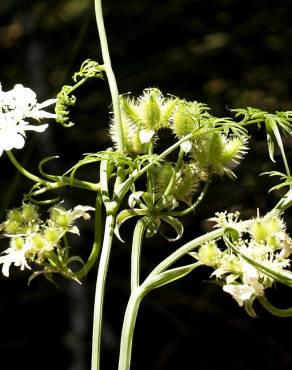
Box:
55 85 76 127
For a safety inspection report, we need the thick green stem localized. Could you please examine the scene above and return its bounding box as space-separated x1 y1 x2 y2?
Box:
76 191 103 279
118 287 146 370
91 213 116 370
131 217 149 291
94 0 124 153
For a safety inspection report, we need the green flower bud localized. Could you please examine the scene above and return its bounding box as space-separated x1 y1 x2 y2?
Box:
11 236 25 250
4 220 22 234
21 203 39 223
44 227 62 244
7 209 23 224
198 241 222 267
50 207 71 229
31 233 46 250
250 220 268 243
250 215 285 245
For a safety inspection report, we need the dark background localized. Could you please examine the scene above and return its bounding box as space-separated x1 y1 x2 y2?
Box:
1 0 292 369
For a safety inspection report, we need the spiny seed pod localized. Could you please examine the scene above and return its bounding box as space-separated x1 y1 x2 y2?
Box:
172 104 195 138
154 162 203 205
173 163 202 204
110 116 149 155
141 88 161 130
154 163 175 195
110 89 178 154
192 133 248 178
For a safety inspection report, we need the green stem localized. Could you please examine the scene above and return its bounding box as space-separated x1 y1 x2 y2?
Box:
149 227 225 276
146 141 154 194
6 151 49 185
94 0 124 153
76 191 103 279
91 213 116 370
131 217 149 291
258 295 292 317
118 287 146 370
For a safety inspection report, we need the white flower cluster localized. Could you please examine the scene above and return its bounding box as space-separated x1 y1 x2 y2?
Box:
193 212 292 307
0 83 56 156
0 203 94 277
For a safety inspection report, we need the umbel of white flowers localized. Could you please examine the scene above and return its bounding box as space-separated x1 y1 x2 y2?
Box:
0 83 56 156
192 212 292 308
0 203 94 278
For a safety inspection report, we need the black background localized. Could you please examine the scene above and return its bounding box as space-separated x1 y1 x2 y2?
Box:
1 1 292 369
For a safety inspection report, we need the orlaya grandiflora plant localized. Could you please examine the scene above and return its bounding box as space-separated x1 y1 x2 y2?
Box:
1 1 292 370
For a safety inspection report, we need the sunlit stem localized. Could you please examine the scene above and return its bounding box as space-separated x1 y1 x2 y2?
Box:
118 287 146 370
148 227 227 277
91 213 116 370
6 151 49 185
76 191 103 279
131 217 150 291
146 140 154 194
94 0 124 153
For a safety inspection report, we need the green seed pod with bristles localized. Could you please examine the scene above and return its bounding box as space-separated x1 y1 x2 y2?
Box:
172 104 195 138
173 163 201 204
160 98 178 128
154 163 175 195
192 133 248 178
142 89 162 130
121 96 143 127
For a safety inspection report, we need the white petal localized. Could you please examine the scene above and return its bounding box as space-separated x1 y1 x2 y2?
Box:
139 129 155 143
37 98 57 109
72 205 95 220
223 284 254 306
180 140 192 153
3 133 25 150
24 123 49 132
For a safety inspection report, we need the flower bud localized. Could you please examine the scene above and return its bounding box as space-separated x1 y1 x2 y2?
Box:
198 241 222 267
11 236 25 250
21 203 39 223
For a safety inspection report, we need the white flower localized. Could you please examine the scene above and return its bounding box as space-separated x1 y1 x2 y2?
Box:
0 238 30 277
50 204 95 235
0 83 56 156
223 283 254 306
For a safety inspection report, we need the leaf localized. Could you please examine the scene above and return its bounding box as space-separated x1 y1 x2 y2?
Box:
114 209 147 242
128 191 146 209
159 216 184 242
38 156 60 180
143 262 200 291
